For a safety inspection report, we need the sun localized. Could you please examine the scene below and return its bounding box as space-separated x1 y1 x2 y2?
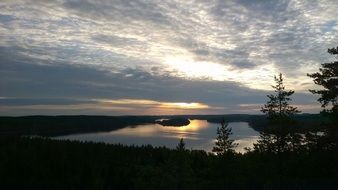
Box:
163 55 284 91
171 102 209 109
164 56 226 81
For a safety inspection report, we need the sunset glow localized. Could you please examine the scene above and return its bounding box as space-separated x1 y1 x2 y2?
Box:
2 1 338 188
97 99 210 110
164 56 226 81
1 0 336 115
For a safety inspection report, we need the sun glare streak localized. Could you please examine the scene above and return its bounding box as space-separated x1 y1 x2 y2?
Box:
95 99 210 110
161 102 209 109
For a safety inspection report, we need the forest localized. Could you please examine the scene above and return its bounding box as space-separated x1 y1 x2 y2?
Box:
0 136 338 190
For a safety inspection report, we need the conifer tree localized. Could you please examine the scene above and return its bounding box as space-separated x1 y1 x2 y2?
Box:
255 73 301 153
261 73 300 121
308 47 338 119
308 47 338 150
212 120 237 155
253 131 275 153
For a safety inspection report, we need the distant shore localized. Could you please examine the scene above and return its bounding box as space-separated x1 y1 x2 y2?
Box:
0 114 323 137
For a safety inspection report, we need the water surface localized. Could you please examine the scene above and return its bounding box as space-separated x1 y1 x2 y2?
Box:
56 120 259 153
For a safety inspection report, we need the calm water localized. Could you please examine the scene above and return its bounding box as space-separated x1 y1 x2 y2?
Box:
56 120 260 153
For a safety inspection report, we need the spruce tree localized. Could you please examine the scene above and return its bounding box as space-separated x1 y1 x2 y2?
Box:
212 120 237 155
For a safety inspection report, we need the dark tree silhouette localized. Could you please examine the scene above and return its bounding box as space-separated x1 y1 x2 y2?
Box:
261 73 300 121
255 73 302 153
3 137 338 189
176 138 186 151
253 131 275 153
308 47 338 119
212 120 237 155
308 47 338 150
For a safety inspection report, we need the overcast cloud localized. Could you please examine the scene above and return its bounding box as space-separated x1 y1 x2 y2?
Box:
0 0 337 115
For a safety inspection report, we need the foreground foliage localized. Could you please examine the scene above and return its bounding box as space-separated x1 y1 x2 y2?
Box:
0 137 338 190
308 46 338 119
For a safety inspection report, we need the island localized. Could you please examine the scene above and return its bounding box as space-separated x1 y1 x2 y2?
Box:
156 118 190 126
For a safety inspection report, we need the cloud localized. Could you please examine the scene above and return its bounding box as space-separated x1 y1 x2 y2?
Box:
0 56 320 115
1 0 335 115
0 97 215 116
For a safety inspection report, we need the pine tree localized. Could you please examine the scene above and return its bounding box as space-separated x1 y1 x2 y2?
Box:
212 120 237 155
307 47 338 119
308 47 338 150
255 73 302 154
261 73 300 121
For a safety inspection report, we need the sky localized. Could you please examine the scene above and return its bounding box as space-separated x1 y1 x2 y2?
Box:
0 0 337 116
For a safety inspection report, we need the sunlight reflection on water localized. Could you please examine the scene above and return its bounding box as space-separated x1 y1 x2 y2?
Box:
56 120 259 153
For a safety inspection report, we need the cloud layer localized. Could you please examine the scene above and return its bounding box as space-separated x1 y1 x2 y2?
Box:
1 0 337 115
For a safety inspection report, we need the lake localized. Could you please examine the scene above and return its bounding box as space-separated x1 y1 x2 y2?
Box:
56 120 260 153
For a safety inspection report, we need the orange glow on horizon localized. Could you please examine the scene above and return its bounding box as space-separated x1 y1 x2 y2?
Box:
95 98 210 110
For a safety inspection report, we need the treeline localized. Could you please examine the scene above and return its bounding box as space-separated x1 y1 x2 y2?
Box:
0 114 324 137
0 115 159 136
205 114 324 132
1 137 338 190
